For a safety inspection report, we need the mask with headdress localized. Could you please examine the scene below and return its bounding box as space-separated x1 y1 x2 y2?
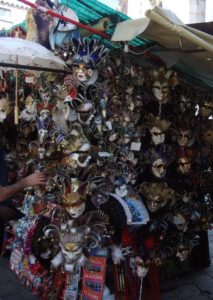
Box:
144 144 174 178
68 38 108 85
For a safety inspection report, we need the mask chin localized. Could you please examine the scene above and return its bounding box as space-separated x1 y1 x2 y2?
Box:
66 202 85 218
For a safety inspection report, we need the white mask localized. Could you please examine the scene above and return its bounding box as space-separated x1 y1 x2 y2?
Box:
150 126 165 145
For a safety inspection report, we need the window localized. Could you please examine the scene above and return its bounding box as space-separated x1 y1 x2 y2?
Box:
0 7 11 19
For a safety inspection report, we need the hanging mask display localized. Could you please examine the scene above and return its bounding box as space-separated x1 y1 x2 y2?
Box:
3 18 213 300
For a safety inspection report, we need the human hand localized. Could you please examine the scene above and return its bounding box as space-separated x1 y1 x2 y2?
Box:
21 171 46 188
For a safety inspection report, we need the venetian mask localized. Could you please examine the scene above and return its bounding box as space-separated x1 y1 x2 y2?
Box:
152 81 170 103
39 109 50 122
0 97 10 122
177 129 194 147
200 100 213 118
150 67 178 104
176 244 189 262
63 191 86 219
173 213 187 231
74 65 97 85
151 158 166 178
130 256 149 278
140 182 174 212
179 95 192 113
178 157 191 174
25 95 36 114
201 128 213 145
150 126 165 145
147 114 170 145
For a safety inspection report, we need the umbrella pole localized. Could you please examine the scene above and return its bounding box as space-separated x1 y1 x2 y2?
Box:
14 68 19 125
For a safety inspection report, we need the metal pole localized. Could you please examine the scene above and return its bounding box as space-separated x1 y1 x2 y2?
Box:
18 0 110 39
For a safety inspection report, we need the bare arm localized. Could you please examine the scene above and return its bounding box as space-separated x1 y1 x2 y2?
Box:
0 171 46 202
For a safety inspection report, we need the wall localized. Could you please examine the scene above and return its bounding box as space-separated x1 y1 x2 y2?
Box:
0 0 27 30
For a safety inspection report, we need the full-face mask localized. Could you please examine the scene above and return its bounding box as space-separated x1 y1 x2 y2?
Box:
179 95 192 114
176 244 189 262
199 99 213 118
140 182 175 213
70 38 108 85
147 114 171 145
177 129 194 147
130 256 150 278
151 158 166 178
150 67 178 104
20 95 37 122
144 145 173 179
177 156 191 174
173 213 188 231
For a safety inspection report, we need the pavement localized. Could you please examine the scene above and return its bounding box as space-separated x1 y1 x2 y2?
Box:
0 232 213 300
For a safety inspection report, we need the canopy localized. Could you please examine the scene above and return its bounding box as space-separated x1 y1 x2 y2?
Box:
112 6 213 89
0 37 68 72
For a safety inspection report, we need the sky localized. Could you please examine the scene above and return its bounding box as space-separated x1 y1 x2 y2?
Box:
98 0 119 10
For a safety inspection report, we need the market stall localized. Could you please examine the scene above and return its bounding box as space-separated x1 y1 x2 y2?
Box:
0 1 212 300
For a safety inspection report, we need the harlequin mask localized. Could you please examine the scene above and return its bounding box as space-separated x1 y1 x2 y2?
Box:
71 38 108 85
73 65 97 84
0 97 10 122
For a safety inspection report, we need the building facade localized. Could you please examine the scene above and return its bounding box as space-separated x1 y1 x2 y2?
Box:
118 0 212 23
0 0 27 30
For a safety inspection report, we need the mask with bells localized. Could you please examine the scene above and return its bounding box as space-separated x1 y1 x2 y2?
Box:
0 96 10 122
70 38 108 85
139 182 175 213
150 67 178 104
